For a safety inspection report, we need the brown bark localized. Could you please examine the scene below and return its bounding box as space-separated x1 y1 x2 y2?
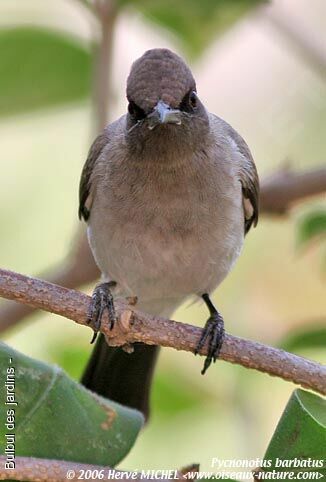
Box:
0 268 325 395
260 166 326 215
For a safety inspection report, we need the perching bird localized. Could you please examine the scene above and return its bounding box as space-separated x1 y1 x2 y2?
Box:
79 48 259 419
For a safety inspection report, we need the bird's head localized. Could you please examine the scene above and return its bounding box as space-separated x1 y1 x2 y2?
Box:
125 49 209 155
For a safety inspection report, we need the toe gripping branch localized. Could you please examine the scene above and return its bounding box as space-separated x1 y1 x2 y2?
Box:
195 293 225 375
87 281 117 344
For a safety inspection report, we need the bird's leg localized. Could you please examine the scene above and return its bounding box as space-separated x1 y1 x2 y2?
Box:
195 293 225 375
87 281 117 344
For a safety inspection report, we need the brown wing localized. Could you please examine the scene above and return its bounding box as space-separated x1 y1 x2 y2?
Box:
241 161 259 234
226 126 259 234
78 130 109 221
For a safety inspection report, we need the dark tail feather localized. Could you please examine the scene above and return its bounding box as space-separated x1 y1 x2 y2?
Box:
81 334 159 420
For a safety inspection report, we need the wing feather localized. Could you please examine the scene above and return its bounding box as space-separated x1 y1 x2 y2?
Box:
225 125 259 234
78 130 110 221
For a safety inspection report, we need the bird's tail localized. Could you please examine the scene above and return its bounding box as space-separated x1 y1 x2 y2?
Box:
80 298 182 420
81 336 159 420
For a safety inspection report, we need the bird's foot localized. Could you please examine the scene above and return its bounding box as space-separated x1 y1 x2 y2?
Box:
195 297 225 374
87 281 117 344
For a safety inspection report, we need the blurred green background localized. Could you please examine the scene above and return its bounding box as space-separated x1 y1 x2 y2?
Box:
0 0 325 474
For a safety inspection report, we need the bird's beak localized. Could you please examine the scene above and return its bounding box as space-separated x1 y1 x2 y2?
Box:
147 100 182 130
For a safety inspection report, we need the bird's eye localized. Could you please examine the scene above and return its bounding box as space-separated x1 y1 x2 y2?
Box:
180 90 198 112
128 101 146 121
189 91 197 108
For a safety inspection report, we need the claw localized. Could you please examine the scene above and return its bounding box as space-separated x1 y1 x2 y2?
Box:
198 314 225 374
195 294 225 374
87 281 117 342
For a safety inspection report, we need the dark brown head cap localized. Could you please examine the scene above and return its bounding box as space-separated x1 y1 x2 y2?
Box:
126 48 196 112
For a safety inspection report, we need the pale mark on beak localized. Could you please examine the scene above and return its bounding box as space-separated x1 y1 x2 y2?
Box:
147 100 182 130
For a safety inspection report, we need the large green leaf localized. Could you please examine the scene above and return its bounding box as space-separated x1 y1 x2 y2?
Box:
0 342 143 466
126 0 264 57
0 27 91 117
261 390 326 477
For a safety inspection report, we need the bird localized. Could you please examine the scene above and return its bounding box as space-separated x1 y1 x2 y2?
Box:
79 48 259 420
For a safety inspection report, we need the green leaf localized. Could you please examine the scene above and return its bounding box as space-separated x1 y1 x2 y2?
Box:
262 390 326 477
277 324 326 352
0 342 143 466
297 210 326 248
127 0 264 57
0 27 91 117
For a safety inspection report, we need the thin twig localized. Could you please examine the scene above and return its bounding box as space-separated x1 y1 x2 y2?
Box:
0 268 325 395
92 0 118 131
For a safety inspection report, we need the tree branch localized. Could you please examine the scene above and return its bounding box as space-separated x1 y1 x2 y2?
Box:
0 269 325 395
260 166 326 215
0 456 189 482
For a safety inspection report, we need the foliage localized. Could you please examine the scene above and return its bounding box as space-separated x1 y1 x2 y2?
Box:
0 27 91 117
0 1 265 119
126 0 264 57
262 390 326 477
278 323 326 353
1 336 325 476
297 209 326 249
220 390 326 482
0 342 143 466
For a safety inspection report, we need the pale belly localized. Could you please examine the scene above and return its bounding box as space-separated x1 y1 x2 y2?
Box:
88 200 244 303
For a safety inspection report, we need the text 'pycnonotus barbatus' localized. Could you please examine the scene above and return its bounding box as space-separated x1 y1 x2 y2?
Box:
79 48 259 419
